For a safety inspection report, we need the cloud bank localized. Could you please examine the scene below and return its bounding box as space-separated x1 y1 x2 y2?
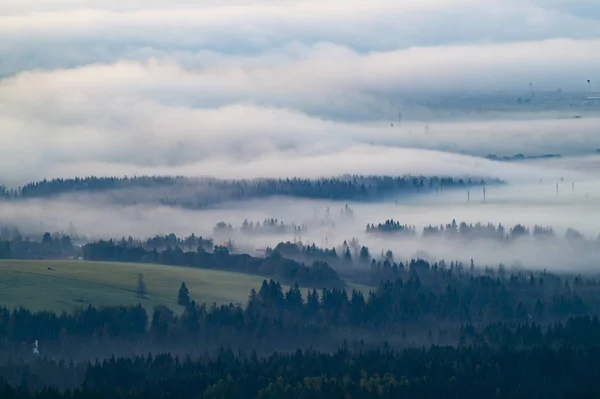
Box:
1 0 599 186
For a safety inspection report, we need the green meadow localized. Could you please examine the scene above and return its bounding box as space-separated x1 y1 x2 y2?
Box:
0 259 372 313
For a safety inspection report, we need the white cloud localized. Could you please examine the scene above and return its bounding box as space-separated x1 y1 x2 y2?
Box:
0 0 599 186
1 0 599 76
1 51 600 186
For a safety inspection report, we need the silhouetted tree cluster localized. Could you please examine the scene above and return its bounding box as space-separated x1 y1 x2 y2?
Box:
81 241 343 288
363 218 598 246
142 233 213 252
1 176 184 198
366 219 417 235
0 233 77 260
212 222 234 236
239 218 307 236
0 304 148 343
0 175 501 208
267 242 338 261
421 219 538 241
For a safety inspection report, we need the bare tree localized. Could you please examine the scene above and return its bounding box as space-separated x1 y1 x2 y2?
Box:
136 273 147 298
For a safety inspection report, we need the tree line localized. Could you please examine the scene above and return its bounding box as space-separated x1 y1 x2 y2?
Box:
3 225 600 291
81 240 342 288
0 175 501 208
240 218 308 236
367 218 600 244
0 232 77 260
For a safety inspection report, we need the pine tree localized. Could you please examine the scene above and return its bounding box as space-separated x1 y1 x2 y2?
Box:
344 247 352 262
177 282 190 306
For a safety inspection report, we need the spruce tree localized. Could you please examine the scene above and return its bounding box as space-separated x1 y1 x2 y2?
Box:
177 282 190 306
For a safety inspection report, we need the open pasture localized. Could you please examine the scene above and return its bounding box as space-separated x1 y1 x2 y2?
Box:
0 259 372 313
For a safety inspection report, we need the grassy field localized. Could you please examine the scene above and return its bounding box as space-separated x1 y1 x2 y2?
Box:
0 259 373 314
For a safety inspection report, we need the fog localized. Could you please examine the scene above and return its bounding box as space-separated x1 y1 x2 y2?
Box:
0 145 592 190
2 78 600 186
1 1 600 187
2 1 600 72
1 156 599 272
1 1 599 272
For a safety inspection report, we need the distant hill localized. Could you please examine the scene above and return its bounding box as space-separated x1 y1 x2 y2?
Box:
0 175 504 209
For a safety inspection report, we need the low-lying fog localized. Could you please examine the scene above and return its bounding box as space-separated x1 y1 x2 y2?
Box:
1 155 599 273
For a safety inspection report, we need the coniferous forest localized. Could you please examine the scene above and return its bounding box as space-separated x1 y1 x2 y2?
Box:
2 224 600 397
0 175 499 209
0 178 599 398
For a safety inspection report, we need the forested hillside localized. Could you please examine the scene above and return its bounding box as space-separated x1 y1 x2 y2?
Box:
0 175 501 208
2 263 600 397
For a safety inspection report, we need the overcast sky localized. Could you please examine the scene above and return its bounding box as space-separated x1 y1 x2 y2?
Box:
1 0 599 186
